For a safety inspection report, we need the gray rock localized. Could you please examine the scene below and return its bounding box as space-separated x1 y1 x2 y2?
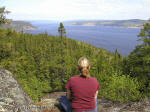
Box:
144 106 150 112
0 67 39 112
40 92 150 112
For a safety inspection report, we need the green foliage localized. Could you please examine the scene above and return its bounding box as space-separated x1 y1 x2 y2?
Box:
0 28 143 103
0 28 115 102
138 22 150 46
122 21 150 97
99 71 141 102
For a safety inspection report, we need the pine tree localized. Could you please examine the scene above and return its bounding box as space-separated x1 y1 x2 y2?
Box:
58 22 66 38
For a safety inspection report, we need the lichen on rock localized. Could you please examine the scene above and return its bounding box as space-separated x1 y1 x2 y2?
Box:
0 67 39 112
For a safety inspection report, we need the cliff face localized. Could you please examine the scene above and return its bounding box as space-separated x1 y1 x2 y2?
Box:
1 67 150 112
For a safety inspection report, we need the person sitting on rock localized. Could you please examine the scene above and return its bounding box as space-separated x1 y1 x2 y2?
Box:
66 57 101 112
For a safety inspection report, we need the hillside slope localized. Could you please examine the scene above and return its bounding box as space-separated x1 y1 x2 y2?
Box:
0 28 115 102
1 21 38 32
0 28 141 104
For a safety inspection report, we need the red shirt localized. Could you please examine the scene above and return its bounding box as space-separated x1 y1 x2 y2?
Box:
66 75 101 112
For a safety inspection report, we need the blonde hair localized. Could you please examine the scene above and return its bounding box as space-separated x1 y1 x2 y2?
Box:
78 57 90 78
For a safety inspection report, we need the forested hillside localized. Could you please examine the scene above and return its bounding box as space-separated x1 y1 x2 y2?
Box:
0 28 143 103
2 21 38 31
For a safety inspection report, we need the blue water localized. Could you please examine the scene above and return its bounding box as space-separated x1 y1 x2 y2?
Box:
25 22 141 56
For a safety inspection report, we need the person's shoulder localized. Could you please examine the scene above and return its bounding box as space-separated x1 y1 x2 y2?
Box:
90 76 98 81
69 75 80 80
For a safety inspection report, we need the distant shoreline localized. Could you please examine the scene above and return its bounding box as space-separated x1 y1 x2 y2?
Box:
23 26 38 31
2 21 38 32
66 24 141 29
64 19 146 29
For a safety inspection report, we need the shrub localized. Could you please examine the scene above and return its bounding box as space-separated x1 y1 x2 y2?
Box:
99 72 141 102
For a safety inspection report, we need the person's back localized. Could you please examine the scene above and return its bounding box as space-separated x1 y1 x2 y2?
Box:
66 57 100 112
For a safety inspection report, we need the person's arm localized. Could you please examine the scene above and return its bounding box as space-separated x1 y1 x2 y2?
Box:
67 89 71 100
95 90 98 99
95 78 101 99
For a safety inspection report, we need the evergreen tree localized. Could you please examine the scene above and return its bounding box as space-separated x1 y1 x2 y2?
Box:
123 20 150 96
58 22 66 38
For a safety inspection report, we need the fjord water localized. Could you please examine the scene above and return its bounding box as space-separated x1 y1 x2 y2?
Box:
26 22 141 56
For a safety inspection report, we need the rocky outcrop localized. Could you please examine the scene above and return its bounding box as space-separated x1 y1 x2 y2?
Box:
98 98 150 112
0 67 63 112
0 67 39 112
39 92 150 112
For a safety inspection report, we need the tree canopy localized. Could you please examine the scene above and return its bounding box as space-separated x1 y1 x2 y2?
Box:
123 21 150 96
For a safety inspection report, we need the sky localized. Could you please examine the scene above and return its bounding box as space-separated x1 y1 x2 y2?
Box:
1 0 150 21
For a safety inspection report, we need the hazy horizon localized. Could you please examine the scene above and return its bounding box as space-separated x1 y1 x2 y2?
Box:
12 19 148 22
